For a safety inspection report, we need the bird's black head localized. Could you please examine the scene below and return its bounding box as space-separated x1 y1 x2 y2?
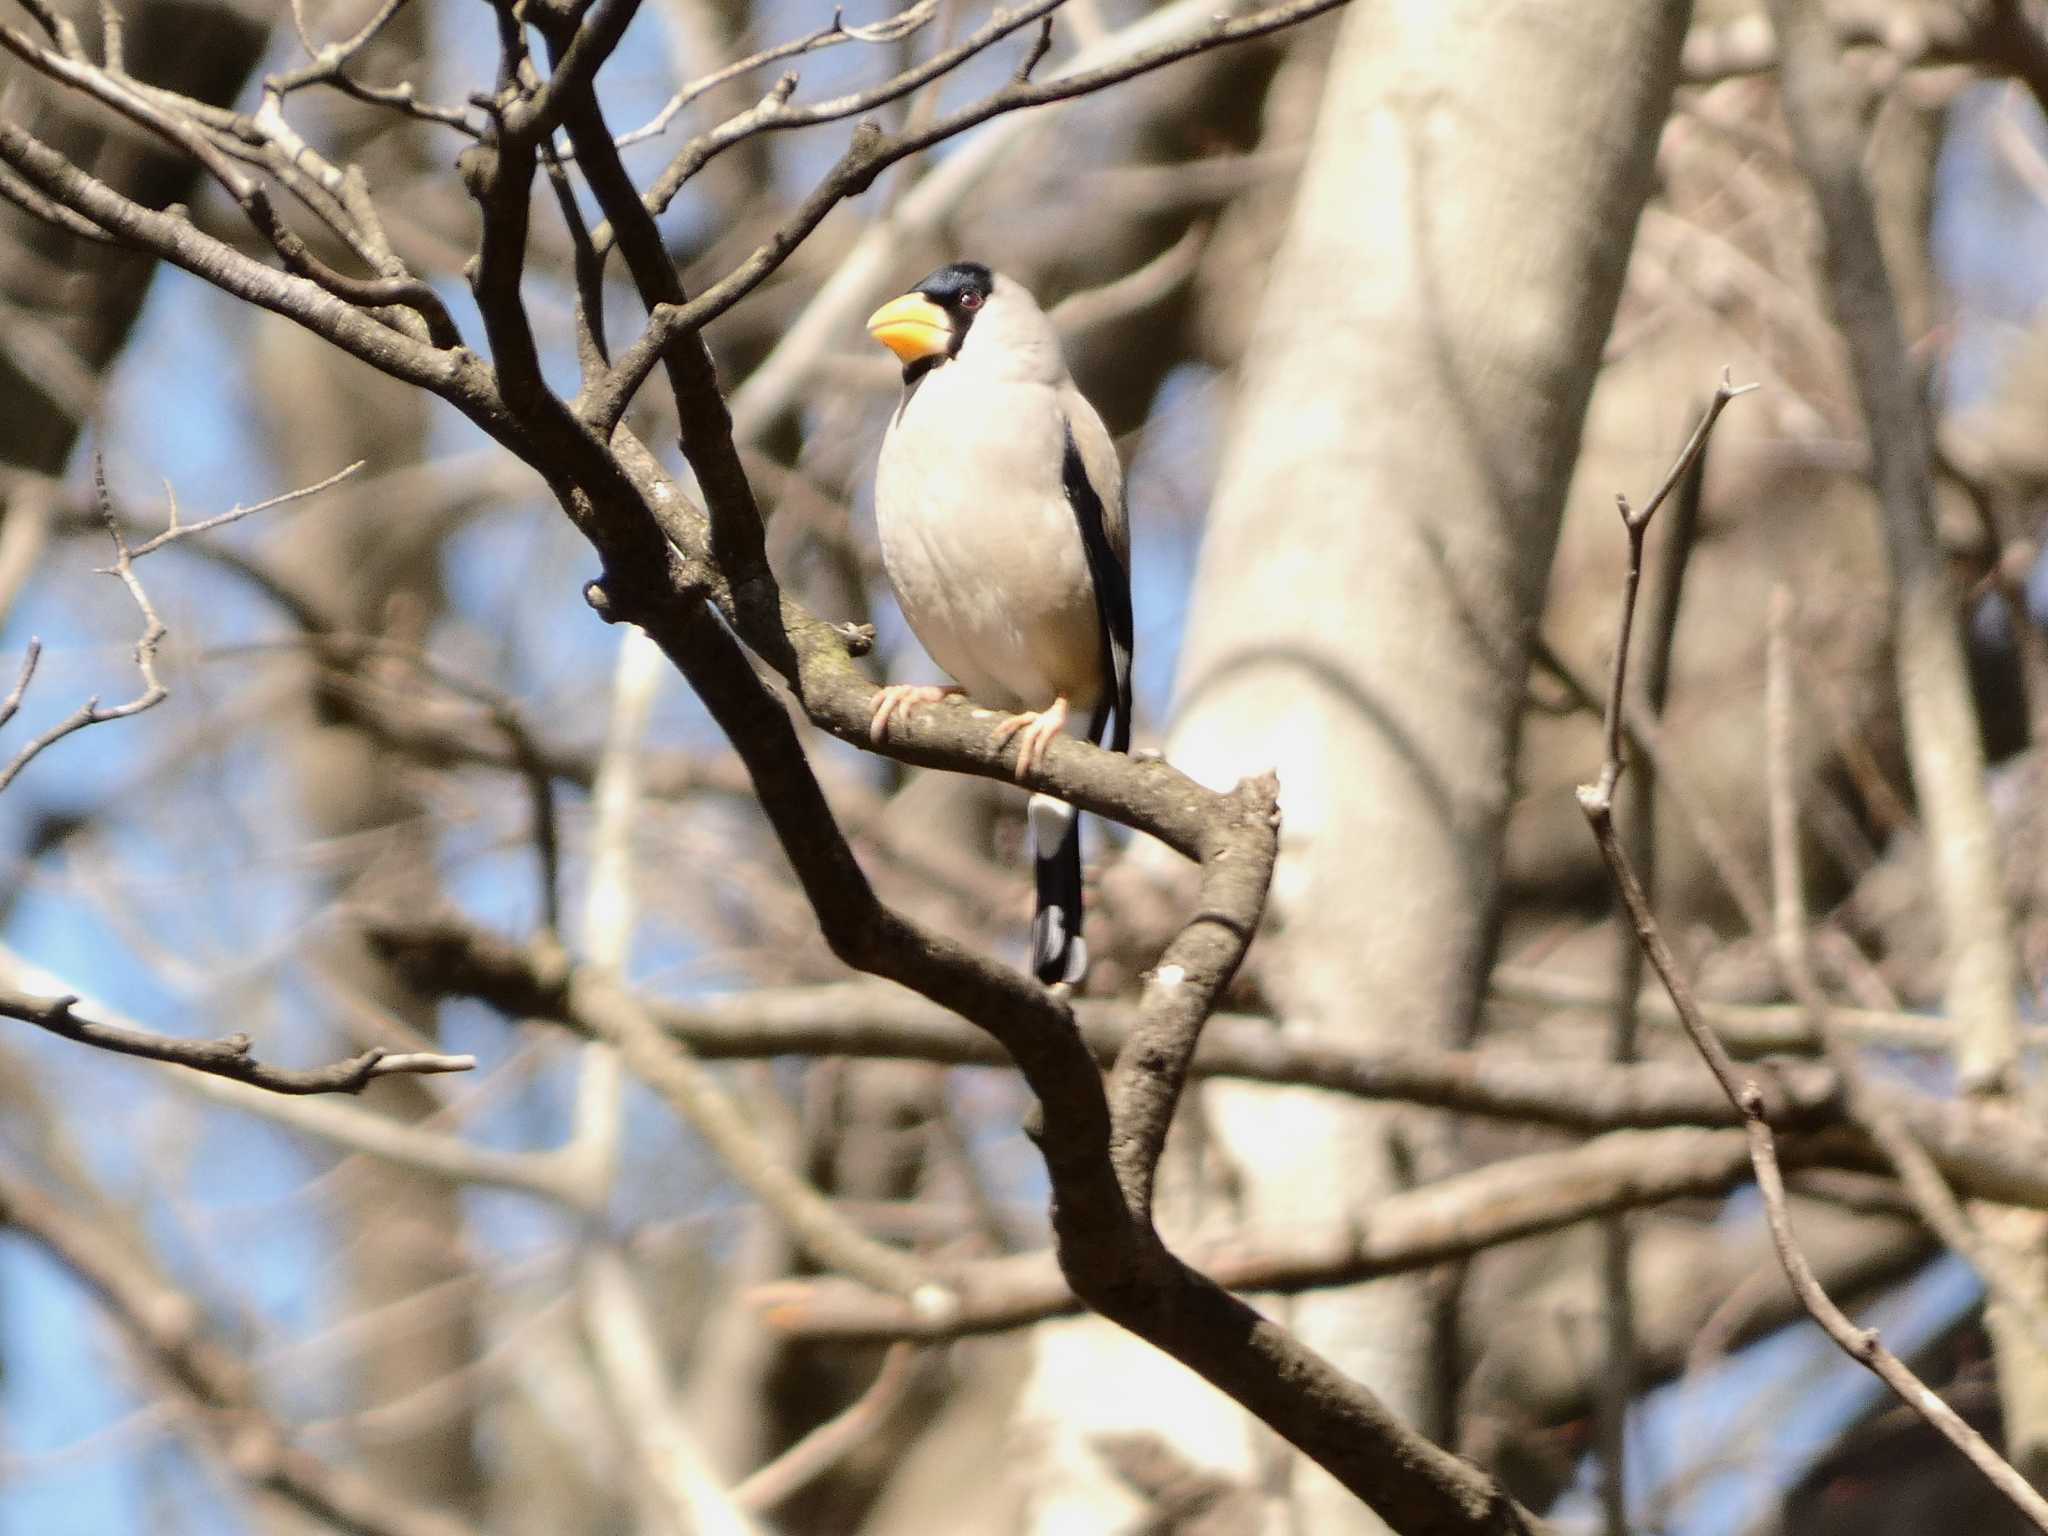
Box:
914 262 994 359
867 262 998 382
917 261 994 314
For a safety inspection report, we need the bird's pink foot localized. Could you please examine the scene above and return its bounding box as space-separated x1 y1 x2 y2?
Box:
992 696 1071 779
869 683 962 744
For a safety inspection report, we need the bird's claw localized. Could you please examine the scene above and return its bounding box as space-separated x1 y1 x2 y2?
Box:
869 683 961 744
992 696 1071 779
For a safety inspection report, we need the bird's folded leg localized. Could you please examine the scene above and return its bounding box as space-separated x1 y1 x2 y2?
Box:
869 683 964 744
992 695 1071 780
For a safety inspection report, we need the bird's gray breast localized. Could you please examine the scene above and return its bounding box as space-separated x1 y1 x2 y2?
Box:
876 367 1103 713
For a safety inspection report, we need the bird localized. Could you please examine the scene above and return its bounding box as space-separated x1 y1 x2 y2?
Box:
864 262 1133 987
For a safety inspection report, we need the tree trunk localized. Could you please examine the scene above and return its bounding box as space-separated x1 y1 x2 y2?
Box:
251 0 484 1518
1034 2 1691 1529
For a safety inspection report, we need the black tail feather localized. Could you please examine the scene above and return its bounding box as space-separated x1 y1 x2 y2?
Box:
1029 793 1086 986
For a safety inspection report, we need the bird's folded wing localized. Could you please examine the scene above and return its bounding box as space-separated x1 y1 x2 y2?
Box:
1059 393 1133 753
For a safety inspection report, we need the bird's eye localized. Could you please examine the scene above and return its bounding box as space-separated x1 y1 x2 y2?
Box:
959 290 984 311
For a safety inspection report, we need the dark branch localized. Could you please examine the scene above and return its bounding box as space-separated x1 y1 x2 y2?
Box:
0 986 474 1094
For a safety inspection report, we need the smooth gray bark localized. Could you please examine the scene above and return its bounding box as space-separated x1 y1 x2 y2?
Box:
1159 2 1693 1528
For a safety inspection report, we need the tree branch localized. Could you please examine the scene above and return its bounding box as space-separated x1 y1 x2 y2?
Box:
0 986 474 1095
0 1164 479 1536
0 463 167 792
1769 0 2023 1093
756 1127 1767 1341
366 916 1851 1133
1578 375 2048 1533
592 0 1350 421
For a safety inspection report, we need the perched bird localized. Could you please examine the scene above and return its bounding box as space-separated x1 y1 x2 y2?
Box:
864 262 1133 986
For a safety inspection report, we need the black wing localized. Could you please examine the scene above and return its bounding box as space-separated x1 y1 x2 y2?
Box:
1060 420 1134 754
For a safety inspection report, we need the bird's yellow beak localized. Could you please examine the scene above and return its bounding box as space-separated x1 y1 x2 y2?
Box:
866 293 953 364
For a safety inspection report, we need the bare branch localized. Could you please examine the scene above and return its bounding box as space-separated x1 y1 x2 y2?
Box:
0 157 119 242
1586 376 1755 809
556 953 941 1300
1045 222 1210 333
1766 588 2048 1359
127 457 366 558
1578 376 2048 1534
1104 771 1278 1219
758 1128 1765 1341
0 456 377 793
265 0 418 97
0 2 1567 1523
0 23 456 346
627 0 1064 232
0 464 168 792
610 0 942 153
1741 1096 2048 1531
368 915 2048 1211
1596 399 1707 1535
405 919 1608 1108
0 1165 480 1536
0 986 474 1094
0 639 40 731
0 943 587 1201
720 0 1262 445
1769 0 2023 1092
1013 15 1056 84
0 120 467 398
732 1342 920 1512
592 0 1351 421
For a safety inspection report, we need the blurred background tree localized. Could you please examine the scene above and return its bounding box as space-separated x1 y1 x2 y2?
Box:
5 0 2048 1532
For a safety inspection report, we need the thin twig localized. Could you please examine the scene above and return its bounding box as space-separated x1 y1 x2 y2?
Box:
0 457 368 793
265 0 416 96
588 0 1351 424
732 1342 919 1511
127 458 365 558
0 26 453 346
0 1164 477 1536
1741 1106 2048 1531
1597 401 1708 1536
568 963 944 1303
539 141 610 379
1768 0 2022 1092
608 0 941 153
1013 15 1056 83
1766 588 2048 1360
1589 377 1754 806
0 986 474 1094
719 0 1246 445
1578 379 2048 1534
0 639 41 730
95 0 122 71
0 462 168 793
